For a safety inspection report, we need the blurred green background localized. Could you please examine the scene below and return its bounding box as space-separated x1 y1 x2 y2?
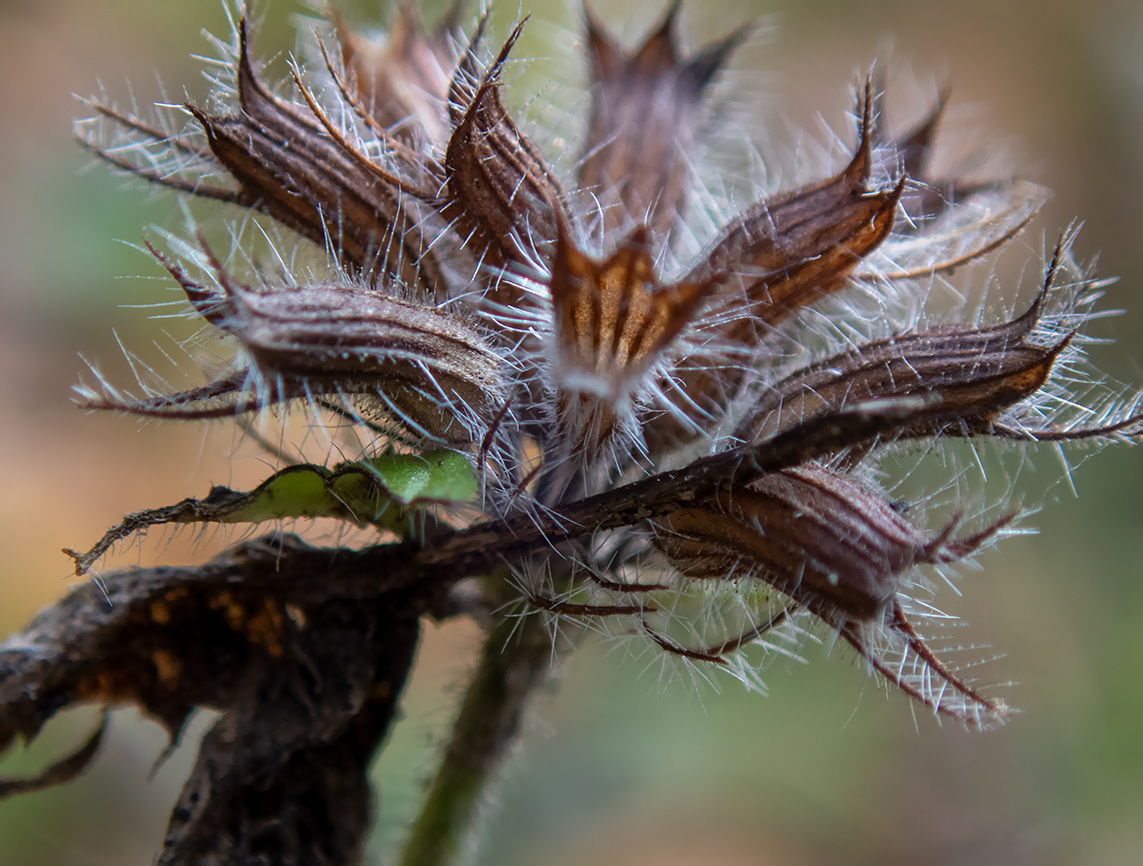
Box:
2 0 1142 864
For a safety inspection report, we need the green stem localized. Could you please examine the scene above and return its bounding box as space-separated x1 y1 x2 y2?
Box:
397 609 559 866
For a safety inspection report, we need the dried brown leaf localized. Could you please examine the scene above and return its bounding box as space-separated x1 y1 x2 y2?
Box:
0 537 421 864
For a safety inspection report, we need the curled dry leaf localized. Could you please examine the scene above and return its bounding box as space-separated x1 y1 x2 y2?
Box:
64 449 477 576
0 536 422 864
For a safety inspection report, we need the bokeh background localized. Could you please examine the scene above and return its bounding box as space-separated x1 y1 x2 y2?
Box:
2 0 1142 864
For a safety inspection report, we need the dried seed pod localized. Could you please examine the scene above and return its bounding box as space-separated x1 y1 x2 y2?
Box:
189 21 448 294
654 465 949 622
332 2 462 148
653 463 1010 726
690 89 902 336
81 245 508 446
874 82 947 181
547 220 714 460
642 83 901 452
580 2 750 242
736 289 1068 442
441 21 570 274
871 82 1000 223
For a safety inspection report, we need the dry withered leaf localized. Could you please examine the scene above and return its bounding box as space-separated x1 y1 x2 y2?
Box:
64 449 477 576
580 1 751 241
156 597 418 865
0 714 107 800
0 535 422 864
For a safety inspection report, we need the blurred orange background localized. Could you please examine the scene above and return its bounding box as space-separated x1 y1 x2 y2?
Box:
2 1 1142 864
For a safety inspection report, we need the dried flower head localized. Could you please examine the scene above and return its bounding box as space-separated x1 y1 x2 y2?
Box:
3 1 1142 862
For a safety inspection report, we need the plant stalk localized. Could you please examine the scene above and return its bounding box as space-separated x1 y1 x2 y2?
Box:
398 605 559 866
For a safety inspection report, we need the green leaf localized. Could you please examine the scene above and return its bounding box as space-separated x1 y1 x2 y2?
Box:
64 450 477 575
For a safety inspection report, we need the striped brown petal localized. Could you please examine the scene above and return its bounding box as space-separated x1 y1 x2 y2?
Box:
548 221 713 459
81 245 507 446
441 21 570 274
736 290 1068 442
691 82 902 336
189 21 446 294
580 1 750 242
332 2 462 149
653 463 1010 726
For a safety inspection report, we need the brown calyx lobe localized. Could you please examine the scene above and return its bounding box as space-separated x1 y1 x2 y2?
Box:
738 289 1070 442
580 1 751 242
692 81 900 336
109 239 508 444
655 464 979 626
332 1 463 149
546 219 716 460
549 220 713 389
189 21 447 294
641 82 901 452
441 20 571 276
870 79 997 223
